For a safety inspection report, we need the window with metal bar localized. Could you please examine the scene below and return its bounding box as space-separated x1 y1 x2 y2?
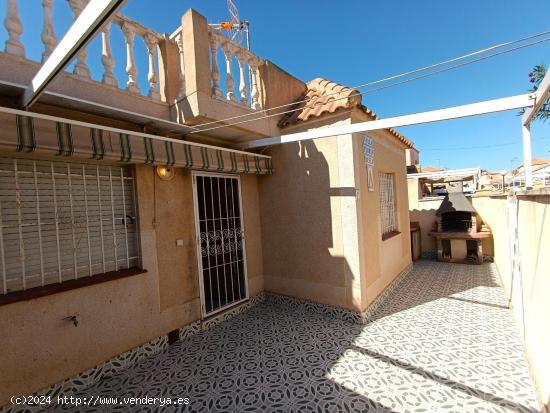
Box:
0 158 139 295
379 172 398 236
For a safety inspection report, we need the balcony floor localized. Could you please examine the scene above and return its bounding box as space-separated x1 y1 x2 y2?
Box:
53 261 540 412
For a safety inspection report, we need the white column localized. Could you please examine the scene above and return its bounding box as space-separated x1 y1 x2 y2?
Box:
41 0 57 62
175 33 185 99
4 0 25 57
521 123 533 189
144 32 160 100
121 22 140 94
221 41 236 101
249 58 261 110
68 0 91 78
236 52 248 106
100 22 117 87
209 33 222 97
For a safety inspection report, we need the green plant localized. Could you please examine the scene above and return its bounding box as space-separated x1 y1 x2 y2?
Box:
521 64 550 122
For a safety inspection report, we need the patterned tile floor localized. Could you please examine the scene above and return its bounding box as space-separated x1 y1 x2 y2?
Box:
50 261 540 412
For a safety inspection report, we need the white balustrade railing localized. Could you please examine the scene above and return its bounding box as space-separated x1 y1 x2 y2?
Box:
41 0 57 62
2 2 266 111
4 0 24 57
2 0 164 100
208 27 263 110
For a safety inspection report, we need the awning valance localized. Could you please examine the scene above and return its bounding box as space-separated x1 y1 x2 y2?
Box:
0 107 273 175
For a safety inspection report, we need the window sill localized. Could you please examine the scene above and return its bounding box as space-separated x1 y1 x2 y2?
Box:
382 231 401 241
0 268 147 306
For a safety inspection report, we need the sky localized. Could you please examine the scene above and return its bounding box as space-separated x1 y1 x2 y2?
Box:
2 0 550 171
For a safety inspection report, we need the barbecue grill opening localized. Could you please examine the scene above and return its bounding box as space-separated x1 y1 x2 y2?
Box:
441 211 472 233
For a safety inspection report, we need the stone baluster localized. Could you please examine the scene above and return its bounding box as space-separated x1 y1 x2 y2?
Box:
221 41 236 102
236 52 249 106
209 32 222 97
4 0 25 57
249 58 261 110
144 32 160 100
41 0 57 62
68 0 91 78
100 23 117 87
121 22 139 94
175 33 185 99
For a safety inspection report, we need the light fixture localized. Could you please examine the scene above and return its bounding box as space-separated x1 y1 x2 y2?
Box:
156 165 175 181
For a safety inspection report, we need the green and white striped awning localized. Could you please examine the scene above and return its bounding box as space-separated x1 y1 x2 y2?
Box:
0 107 273 175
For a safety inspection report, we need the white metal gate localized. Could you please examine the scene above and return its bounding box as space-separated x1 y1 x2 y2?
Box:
192 172 248 317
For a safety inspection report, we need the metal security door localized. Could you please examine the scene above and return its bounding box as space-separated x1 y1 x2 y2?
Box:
192 172 248 317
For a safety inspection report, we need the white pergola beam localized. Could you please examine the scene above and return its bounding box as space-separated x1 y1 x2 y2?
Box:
245 93 535 149
22 0 126 109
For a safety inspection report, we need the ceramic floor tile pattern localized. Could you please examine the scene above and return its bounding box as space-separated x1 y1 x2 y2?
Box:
50 261 540 412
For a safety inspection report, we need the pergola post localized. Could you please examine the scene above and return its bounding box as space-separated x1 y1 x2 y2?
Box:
521 123 533 189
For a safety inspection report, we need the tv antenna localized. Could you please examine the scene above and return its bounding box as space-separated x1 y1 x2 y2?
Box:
210 0 251 51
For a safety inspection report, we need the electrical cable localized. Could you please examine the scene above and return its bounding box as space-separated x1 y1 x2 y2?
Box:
184 28 550 130
422 136 550 151
184 37 550 135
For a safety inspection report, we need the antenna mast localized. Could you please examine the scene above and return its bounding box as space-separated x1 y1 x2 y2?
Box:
210 0 250 51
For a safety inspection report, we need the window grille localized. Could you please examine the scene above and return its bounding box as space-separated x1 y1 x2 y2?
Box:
379 172 398 236
0 158 139 295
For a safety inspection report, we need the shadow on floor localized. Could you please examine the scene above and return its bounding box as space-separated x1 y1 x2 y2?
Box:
365 260 505 324
45 261 540 413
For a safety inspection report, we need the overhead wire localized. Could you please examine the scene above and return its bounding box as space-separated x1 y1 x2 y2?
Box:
175 29 550 135
422 136 550 151
185 38 550 135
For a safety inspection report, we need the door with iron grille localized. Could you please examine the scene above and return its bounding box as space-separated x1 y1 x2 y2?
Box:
192 173 247 317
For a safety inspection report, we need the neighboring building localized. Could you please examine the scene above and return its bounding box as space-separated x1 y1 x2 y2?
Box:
479 170 507 191
509 158 550 188
405 147 420 173
420 165 442 173
0 7 413 403
511 157 550 175
407 167 481 206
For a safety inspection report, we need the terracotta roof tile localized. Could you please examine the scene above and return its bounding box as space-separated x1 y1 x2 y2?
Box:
532 157 550 166
278 77 414 148
422 166 443 173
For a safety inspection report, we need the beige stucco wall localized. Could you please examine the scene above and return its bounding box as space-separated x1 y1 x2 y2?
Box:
472 193 550 409
409 197 442 254
405 147 420 167
0 163 198 404
0 159 264 405
353 126 412 311
258 111 411 312
240 174 265 297
258 115 355 309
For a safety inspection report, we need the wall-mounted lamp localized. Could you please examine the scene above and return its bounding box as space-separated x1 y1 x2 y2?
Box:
156 165 175 181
